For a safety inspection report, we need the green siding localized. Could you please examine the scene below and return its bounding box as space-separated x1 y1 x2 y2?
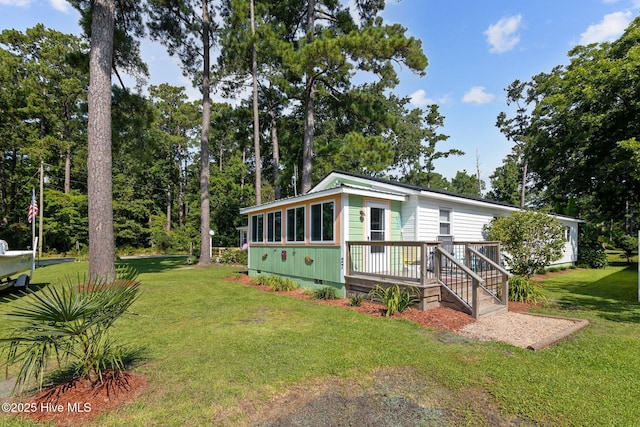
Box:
248 245 343 294
326 177 373 189
391 200 403 240
348 195 365 240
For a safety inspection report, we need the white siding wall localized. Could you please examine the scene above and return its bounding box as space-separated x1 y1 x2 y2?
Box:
416 200 439 241
400 196 418 241
404 195 580 264
411 199 500 242
556 219 579 264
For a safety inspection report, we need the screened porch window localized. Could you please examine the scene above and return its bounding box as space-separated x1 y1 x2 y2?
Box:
311 201 334 242
251 214 264 242
286 206 305 242
267 211 282 242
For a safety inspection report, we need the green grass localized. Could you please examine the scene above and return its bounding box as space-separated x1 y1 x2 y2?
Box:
1 260 639 426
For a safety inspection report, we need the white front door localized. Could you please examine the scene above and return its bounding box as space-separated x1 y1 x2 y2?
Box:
366 201 388 273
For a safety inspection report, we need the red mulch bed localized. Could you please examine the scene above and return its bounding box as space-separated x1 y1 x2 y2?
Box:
17 370 147 427
227 273 535 331
230 274 485 331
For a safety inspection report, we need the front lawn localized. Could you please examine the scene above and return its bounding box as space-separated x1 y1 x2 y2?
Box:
1 260 639 426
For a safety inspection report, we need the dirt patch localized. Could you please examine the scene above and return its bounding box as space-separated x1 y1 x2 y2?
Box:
5 370 147 426
221 367 527 426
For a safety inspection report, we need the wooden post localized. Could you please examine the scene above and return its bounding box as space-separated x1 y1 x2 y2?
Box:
472 277 479 318
434 244 441 283
420 242 427 287
502 272 509 306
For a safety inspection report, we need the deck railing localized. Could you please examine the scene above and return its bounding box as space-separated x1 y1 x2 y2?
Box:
345 240 510 318
345 241 440 286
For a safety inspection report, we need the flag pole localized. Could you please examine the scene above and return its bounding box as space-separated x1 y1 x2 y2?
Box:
31 188 36 252
38 161 44 260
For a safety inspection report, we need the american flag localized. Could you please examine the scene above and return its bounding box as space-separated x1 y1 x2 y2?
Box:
28 193 38 224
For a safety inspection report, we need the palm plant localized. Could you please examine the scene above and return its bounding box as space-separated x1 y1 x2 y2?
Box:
369 284 419 317
1 266 140 393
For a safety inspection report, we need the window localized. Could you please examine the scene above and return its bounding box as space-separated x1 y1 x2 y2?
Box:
251 214 264 242
267 211 282 242
311 201 334 242
286 206 305 242
564 226 571 242
439 209 451 235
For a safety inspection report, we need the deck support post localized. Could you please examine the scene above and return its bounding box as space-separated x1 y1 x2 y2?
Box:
472 277 479 318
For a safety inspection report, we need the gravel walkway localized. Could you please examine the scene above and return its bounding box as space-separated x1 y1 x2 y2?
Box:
459 312 581 349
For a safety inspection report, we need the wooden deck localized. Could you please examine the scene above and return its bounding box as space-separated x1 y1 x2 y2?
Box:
345 241 510 319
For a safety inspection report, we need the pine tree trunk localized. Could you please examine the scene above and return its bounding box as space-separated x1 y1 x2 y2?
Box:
65 144 71 194
198 0 212 265
87 0 116 281
520 157 528 209
301 0 315 195
250 0 262 204
270 110 281 199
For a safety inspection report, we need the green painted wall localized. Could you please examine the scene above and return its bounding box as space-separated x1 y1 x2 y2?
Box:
348 195 365 240
391 200 403 240
326 177 373 189
248 245 343 295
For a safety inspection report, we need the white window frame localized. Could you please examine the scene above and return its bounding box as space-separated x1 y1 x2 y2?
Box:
439 208 452 236
267 210 282 243
310 201 335 243
286 205 306 243
251 213 264 243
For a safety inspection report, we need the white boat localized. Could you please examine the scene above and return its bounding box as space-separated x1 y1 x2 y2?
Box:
0 239 36 291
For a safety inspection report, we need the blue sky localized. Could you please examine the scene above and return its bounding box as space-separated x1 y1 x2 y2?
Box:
2 0 639 188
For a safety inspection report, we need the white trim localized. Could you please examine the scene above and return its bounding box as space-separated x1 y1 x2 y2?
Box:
309 200 336 243
340 193 349 284
285 205 306 244
240 185 405 215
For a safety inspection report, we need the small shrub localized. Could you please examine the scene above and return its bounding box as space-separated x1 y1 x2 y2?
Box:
348 294 363 307
509 275 545 304
1 271 141 393
577 242 608 269
220 248 248 265
313 286 338 300
616 235 638 264
369 284 419 317
256 275 299 291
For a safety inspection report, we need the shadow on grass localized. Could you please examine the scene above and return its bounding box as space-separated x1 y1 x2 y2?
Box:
45 346 150 388
551 264 640 323
117 256 189 274
0 282 50 303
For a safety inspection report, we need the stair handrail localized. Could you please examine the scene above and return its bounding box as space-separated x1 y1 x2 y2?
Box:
436 247 485 315
466 246 511 276
437 247 484 283
467 246 511 306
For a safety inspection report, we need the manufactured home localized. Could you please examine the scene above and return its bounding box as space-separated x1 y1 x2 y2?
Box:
239 171 581 318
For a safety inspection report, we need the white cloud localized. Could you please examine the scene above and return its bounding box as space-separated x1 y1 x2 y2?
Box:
409 89 452 107
579 11 633 44
0 0 31 6
49 0 69 12
484 15 523 54
462 87 495 105
409 89 431 106
0 0 70 11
